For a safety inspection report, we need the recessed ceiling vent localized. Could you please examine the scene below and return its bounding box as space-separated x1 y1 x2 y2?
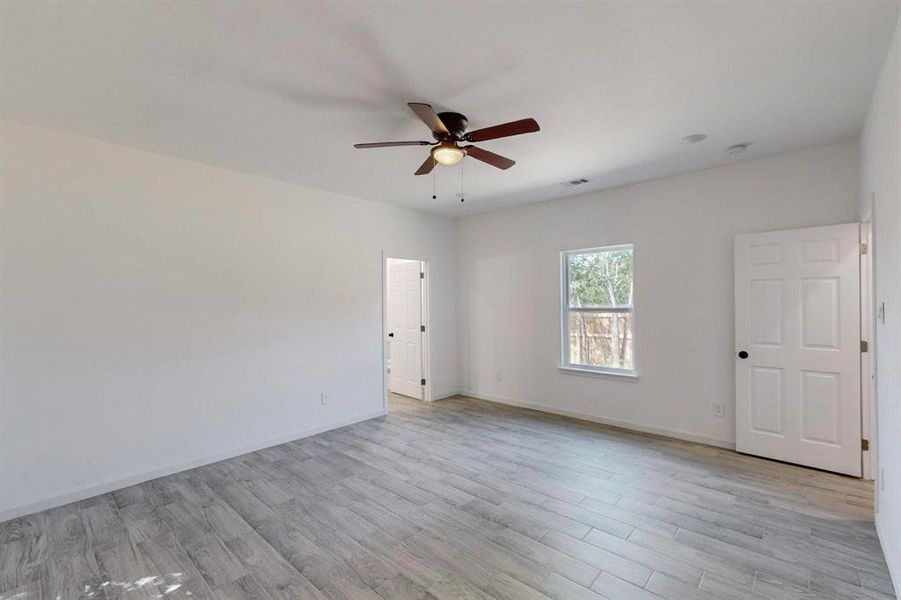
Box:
562 178 590 187
727 143 751 155
681 134 708 144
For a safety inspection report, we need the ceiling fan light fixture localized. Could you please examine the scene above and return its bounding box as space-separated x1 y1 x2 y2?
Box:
432 143 465 166
354 103 535 176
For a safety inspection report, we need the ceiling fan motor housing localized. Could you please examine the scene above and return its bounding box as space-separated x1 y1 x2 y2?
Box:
435 112 468 139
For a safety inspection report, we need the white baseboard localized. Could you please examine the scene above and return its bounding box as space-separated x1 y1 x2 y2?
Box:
431 390 464 401
0 409 387 522
877 520 901 597
461 389 734 450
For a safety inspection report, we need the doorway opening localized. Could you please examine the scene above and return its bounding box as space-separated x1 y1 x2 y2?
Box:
383 256 430 413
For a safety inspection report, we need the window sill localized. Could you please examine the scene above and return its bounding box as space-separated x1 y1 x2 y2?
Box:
558 366 639 381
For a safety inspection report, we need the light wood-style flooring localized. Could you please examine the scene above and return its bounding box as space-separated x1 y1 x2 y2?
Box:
0 394 895 599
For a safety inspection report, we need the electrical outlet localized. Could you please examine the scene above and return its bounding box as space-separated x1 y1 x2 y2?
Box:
495 371 503 382
713 403 725 417
320 393 328 406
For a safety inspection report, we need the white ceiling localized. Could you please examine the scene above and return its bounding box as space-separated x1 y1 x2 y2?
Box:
2 1 898 216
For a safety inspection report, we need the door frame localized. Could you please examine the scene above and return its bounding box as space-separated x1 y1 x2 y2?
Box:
860 196 877 481
382 253 431 412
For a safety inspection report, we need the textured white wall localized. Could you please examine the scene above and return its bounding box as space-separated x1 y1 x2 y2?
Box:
458 141 859 448
860 14 901 595
0 120 459 519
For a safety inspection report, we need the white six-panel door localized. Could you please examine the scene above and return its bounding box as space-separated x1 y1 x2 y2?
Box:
388 260 423 399
734 223 861 476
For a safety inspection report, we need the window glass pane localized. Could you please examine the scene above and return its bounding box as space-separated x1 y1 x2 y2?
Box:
568 311 634 370
567 248 633 309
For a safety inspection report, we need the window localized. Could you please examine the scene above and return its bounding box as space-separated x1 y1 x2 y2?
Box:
561 245 635 375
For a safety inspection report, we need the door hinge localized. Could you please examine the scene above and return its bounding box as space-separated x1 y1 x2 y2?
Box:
860 243 868 255
420 272 425 279
421 378 426 386
420 325 426 332
862 439 869 451
861 340 868 353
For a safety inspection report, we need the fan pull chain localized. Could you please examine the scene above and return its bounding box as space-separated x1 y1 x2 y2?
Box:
460 159 465 203
432 169 437 200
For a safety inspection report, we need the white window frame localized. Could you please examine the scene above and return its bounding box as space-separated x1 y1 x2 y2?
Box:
559 244 637 379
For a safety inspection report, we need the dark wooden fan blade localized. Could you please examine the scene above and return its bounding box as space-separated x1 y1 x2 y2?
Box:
465 118 539 142
414 155 437 175
408 103 448 134
464 146 515 170
354 141 432 149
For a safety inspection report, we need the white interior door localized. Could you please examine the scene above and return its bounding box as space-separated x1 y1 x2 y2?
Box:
734 223 861 476
388 260 423 399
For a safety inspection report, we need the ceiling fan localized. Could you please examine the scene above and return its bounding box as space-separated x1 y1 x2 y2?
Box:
354 103 540 175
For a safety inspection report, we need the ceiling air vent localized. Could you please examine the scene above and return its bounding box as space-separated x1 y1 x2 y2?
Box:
561 178 590 187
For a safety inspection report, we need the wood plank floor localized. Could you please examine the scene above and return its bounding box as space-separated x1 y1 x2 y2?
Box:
1 394 894 599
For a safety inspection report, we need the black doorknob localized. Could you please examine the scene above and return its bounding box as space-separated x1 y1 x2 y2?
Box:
738 350 749 359
388 332 394 338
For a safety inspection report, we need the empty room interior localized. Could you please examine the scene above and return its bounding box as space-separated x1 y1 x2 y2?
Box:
2 1 901 599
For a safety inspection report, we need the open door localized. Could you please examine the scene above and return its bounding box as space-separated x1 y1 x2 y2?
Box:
734 223 861 476
387 259 424 399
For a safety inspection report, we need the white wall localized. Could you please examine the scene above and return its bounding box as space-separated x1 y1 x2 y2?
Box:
458 141 859 448
860 14 901 594
0 120 459 520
